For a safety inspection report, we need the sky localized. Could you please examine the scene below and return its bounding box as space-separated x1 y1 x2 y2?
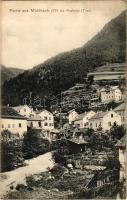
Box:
1 1 126 69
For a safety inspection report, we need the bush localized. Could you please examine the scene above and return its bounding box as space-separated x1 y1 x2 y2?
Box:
1 130 24 172
50 164 68 178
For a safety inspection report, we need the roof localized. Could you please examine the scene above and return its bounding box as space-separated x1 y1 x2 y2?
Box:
27 116 42 121
1 107 27 120
74 111 93 121
68 137 88 144
13 105 31 112
50 129 60 133
111 86 119 90
74 112 86 121
84 165 106 171
68 109 76 114
90 111 108 120
100 86 120 92
35 109 52 115
114 103 125 112
74 111 95 121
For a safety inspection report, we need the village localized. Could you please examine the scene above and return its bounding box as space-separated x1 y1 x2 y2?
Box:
1 62 126 199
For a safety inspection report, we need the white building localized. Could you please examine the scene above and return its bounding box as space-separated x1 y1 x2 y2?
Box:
1 107 27 136
36 109 54 131
68 109 78 124
73 111 96 128
114 103 125 124
27 116 42 129
89 110 121 131
100 86 122 103
13 105 36 118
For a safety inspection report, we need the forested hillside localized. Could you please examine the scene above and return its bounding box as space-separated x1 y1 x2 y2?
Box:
2 10 126 106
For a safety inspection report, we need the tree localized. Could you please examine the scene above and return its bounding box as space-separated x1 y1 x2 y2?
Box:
1 130 24 172
52 139 70 165
85 128 94 137
110 125 126 140
23 128 50 159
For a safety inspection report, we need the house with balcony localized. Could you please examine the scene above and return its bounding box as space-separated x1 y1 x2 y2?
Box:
100 86 122 103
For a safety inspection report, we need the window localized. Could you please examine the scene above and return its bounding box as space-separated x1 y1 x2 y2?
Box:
111 114 113 118
49 117 51 120
2 124 4 128
12 124 15 128
44 116 47 120
108 122 111 126
38 122 41 127
90 123 92 128
44 122 48 126
19 123 22 128
96 123 98 127
49 123 52 126
8 124 11 128
52 123 54 126
84 122 88 127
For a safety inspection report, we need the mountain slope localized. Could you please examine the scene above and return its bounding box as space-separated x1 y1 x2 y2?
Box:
1 65 24 84
2 10 126 106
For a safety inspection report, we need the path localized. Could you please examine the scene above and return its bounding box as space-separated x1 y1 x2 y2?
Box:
0 152 54 198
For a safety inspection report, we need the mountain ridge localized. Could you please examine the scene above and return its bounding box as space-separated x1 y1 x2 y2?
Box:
1 65 24 84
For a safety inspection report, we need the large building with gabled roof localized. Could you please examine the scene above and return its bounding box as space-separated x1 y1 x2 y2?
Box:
1 107 27 136
36 109 54 130
13 105 36 117
89 110 121 131
73 111 96 128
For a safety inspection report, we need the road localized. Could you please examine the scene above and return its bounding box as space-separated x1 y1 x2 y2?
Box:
0 152 54 198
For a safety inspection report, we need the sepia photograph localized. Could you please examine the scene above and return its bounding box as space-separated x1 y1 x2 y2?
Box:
0 0 126 199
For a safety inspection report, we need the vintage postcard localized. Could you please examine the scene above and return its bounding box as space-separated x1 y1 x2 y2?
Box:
0 0 126 199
